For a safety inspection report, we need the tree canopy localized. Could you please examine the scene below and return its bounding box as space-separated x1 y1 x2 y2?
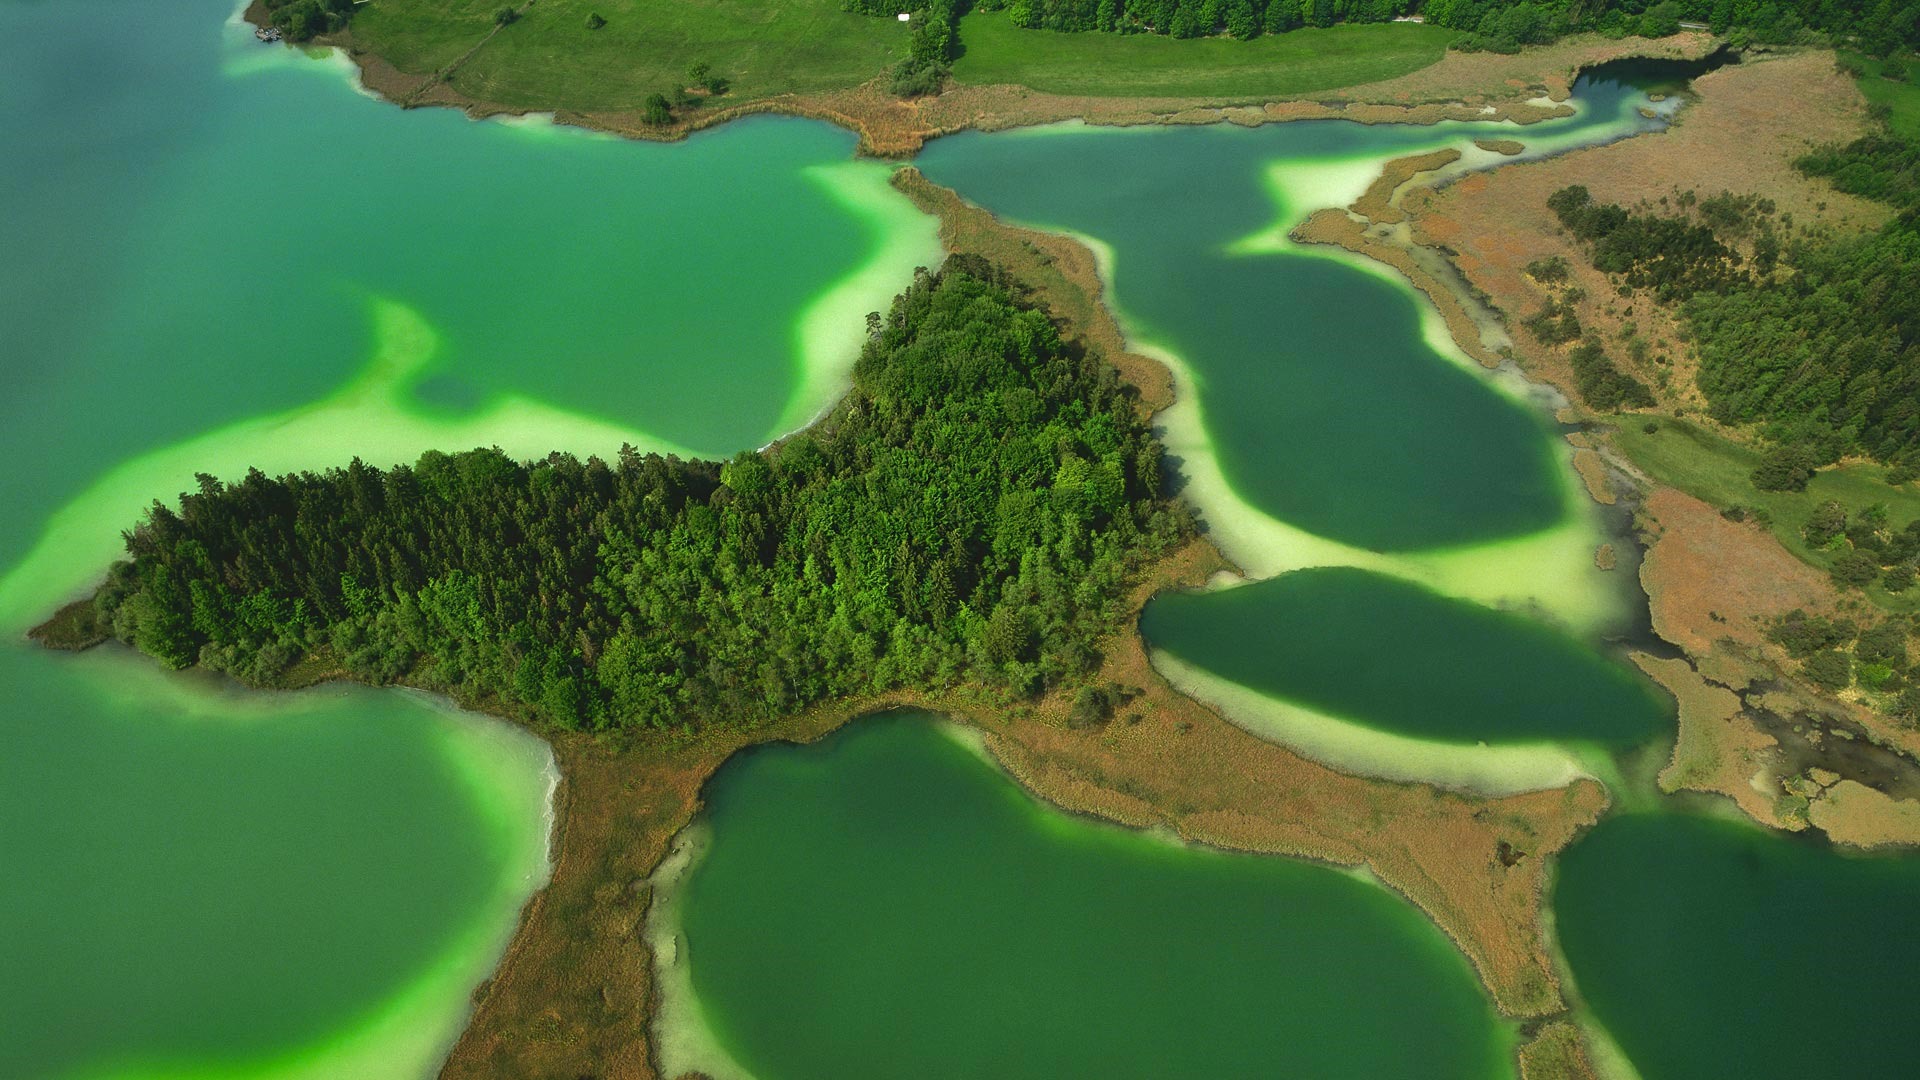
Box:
84 259 1193 733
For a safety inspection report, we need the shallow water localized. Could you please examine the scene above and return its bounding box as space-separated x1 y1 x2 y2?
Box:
9 10 1920 1080
0 1 932 1076
913 77 1669 555
667 715 1515 1080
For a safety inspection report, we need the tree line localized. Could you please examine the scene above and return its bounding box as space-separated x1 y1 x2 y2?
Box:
79 259 1193 734
1543 179 1920 472
845 1 1920 56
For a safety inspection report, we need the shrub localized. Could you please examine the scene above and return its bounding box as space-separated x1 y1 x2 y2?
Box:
1832 551 1883 588
1803 501 1849 546
1770 610 1857 657
1803 649 1854 691
585 12 606 29
1857 622 1911 666
1751 445 1817 492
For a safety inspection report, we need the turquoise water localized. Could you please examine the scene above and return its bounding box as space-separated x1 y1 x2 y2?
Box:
0 0 933 578
672 715 1515 1080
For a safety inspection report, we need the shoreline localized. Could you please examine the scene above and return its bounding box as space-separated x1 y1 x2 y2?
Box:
26 149 1629 1075
254 0 1719 158
1389 48 1920 849
59 20 1739 1078
428 164 1622 1078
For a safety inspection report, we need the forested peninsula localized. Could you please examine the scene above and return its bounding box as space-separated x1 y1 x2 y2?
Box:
38 258 1191 733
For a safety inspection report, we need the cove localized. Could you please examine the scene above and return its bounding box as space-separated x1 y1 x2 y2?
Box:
663 714 1515 1080
0 0 937 578
1554 813 1920 1080
912 70 1678 554
0 645 553 1080
1139 567 1670 747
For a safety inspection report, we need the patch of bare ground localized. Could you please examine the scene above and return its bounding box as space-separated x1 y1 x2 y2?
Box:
299 9 1716 157
1517 1019 1600 1080
437 173 1612 1080
1407 49 1889 416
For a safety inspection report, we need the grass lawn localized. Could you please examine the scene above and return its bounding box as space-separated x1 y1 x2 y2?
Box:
950 14 1457 98
1610 417 1920 612
1842 52 1920 139
350 0 907 111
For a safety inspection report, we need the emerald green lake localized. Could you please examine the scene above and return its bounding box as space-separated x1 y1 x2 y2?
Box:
10 7 1920 1078
0 645 554 1080
913 83 1670 553
1555 813 1920 1079
669 715 1514 1080
1140 567 1670 745
0 1 932 1076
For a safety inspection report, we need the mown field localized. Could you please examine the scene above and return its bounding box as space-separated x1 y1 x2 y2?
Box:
348 0 907 110
1611 417 1920 612
950 13 1457 98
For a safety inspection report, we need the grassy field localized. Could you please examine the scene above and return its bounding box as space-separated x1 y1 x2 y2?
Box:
1610 417 1920 612
950 14 1457 98
1842 52 1920 139
349 0 907 110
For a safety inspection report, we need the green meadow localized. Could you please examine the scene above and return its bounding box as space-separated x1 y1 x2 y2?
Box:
350 0 907 109
950 13 1456 98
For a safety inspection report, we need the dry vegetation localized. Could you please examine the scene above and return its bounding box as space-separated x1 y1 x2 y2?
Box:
1409 50 1888 410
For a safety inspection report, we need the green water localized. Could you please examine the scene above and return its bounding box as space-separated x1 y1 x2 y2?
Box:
11 8 1920 1077
669 715 1514 1080
0 1 934 1076
0 646 554 1080
1555 813 1920 1079
0 0 935 588
1140 567 1669 746
912 87 1669 554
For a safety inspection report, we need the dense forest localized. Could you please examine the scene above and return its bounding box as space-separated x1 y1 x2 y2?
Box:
75 260 1192 732
847 0 1920 55
1544 179 1920 470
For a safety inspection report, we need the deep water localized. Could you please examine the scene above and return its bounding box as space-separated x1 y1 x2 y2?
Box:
671 715 1515 1080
